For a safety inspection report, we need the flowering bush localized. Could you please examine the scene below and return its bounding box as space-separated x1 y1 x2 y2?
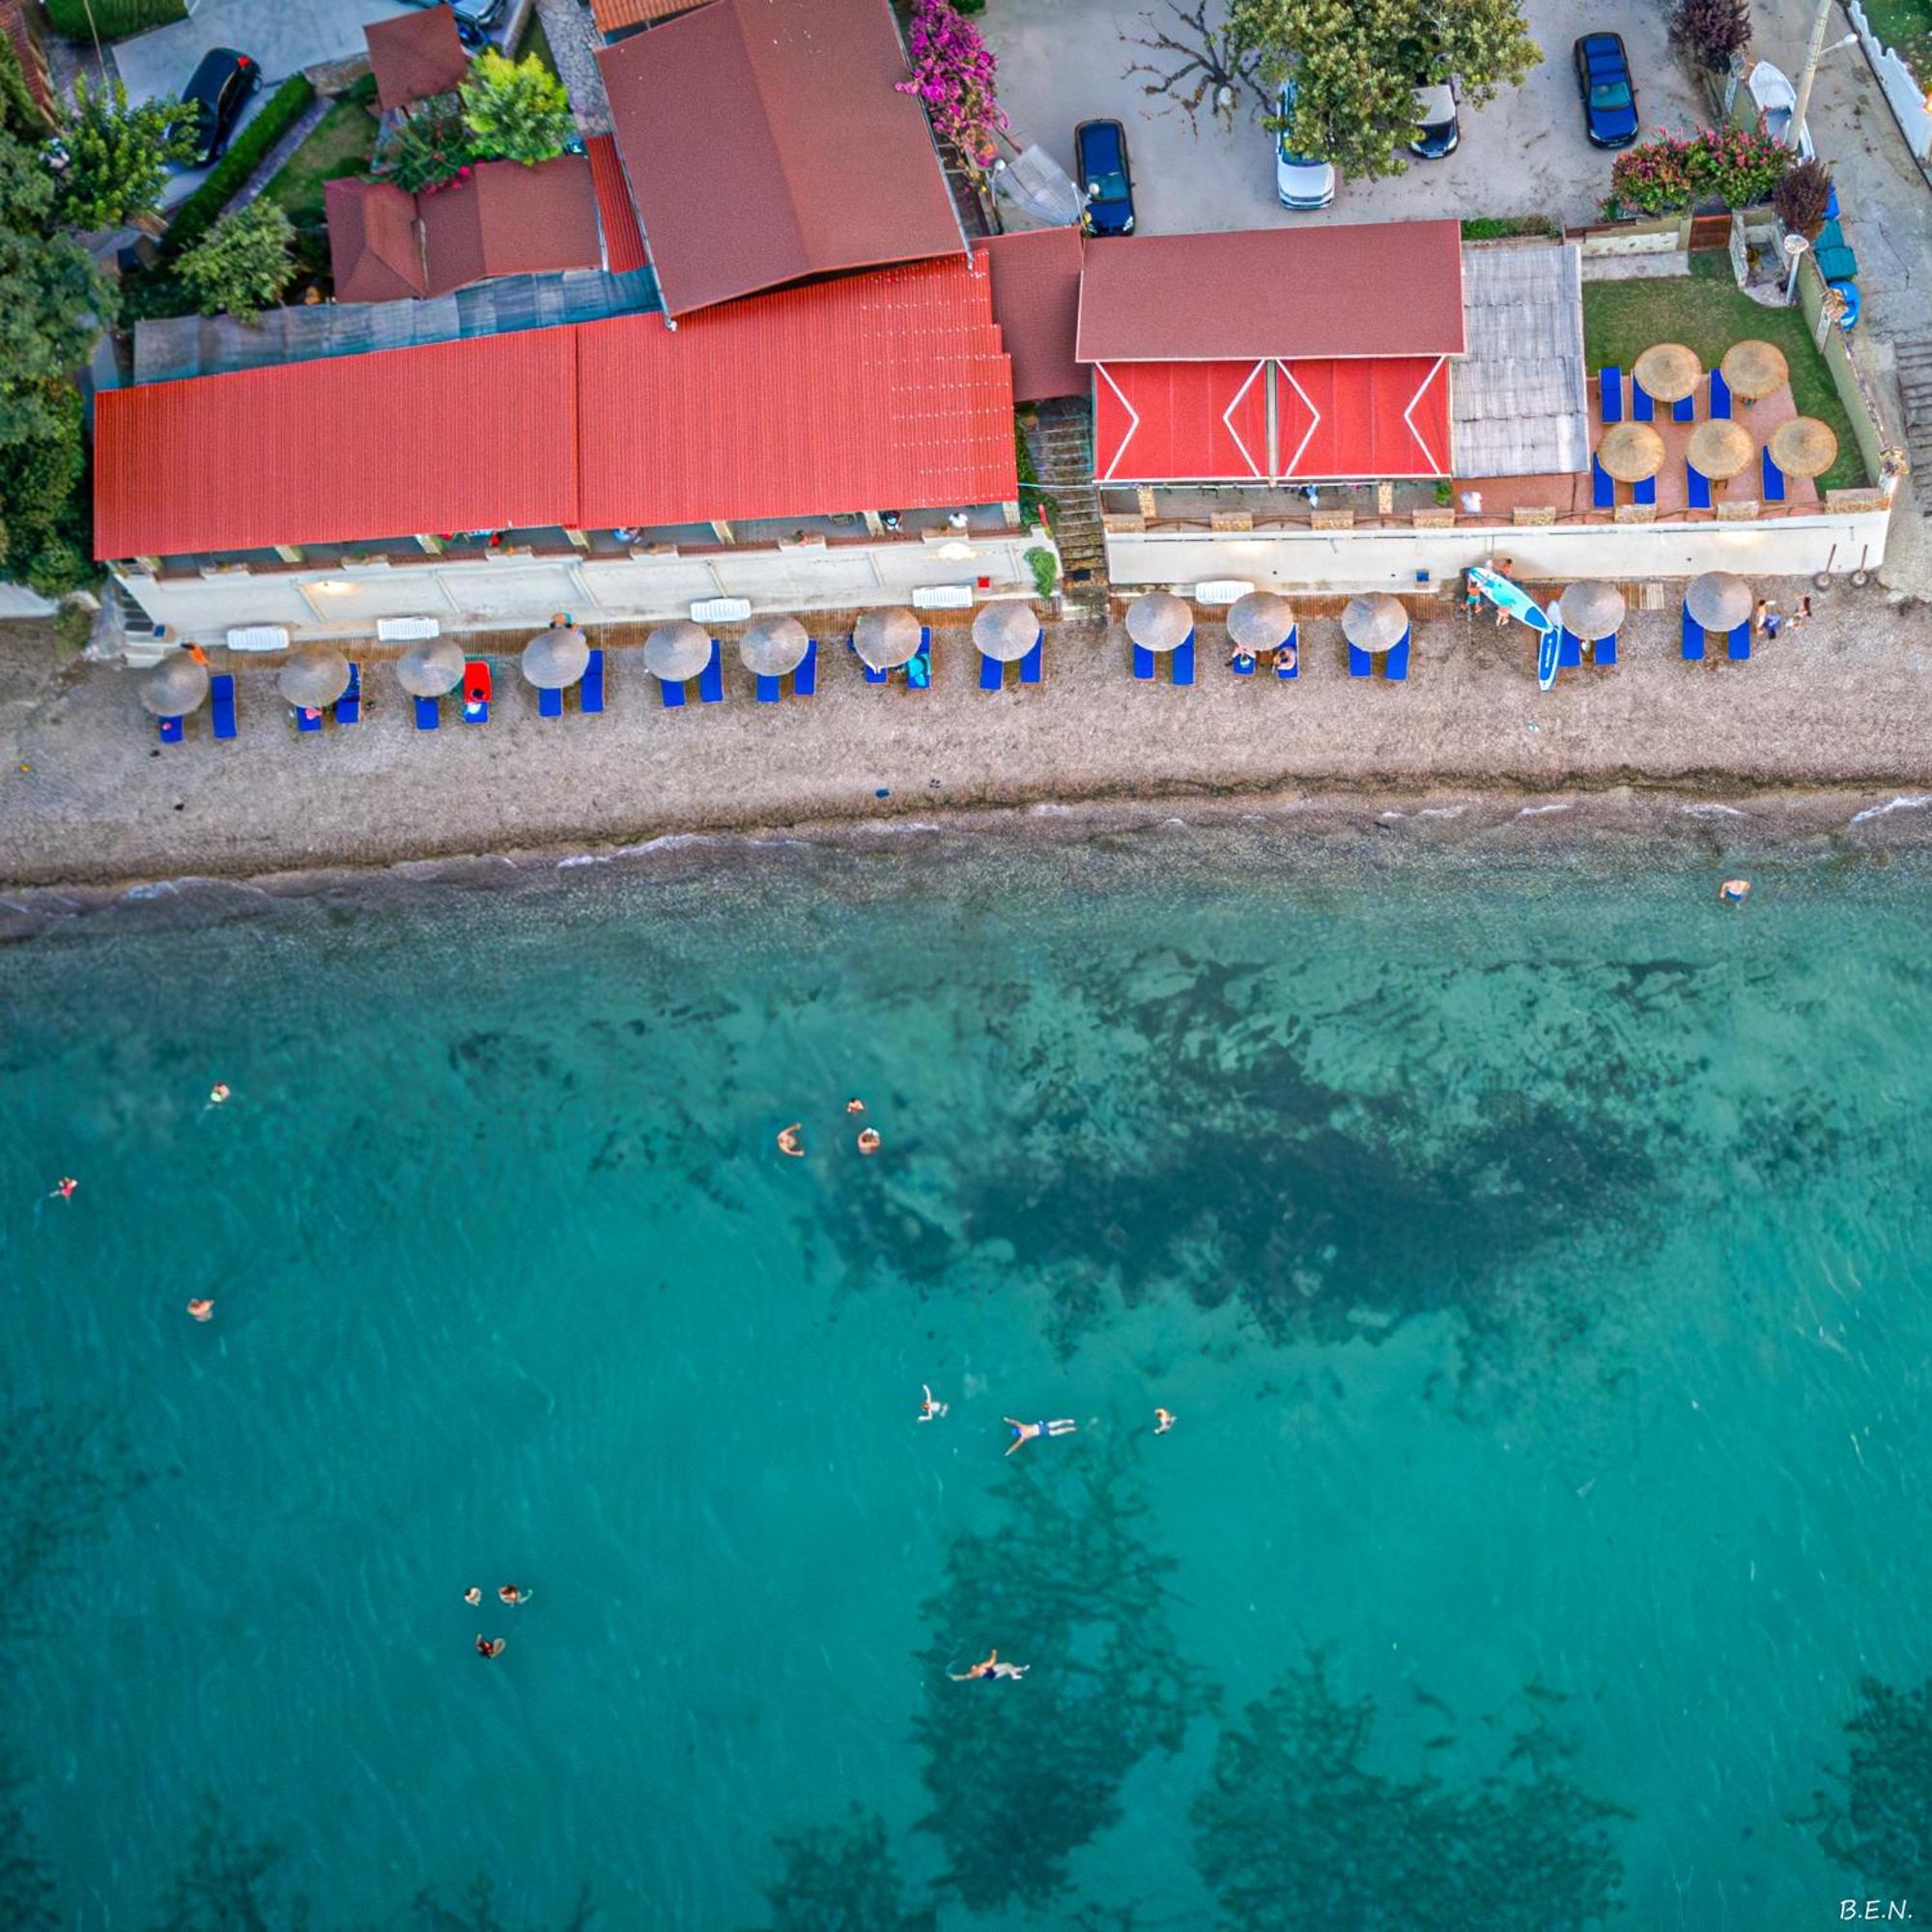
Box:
896 0 1007 168
1602 127 1792 217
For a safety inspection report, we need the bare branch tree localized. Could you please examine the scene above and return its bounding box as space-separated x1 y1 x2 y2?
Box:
1120 0 1267 133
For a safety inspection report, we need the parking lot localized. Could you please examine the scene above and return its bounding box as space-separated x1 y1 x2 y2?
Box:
984 0 1709 234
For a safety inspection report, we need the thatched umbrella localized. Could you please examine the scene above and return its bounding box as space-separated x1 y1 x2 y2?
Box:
1720 338 1789 402
736 615 809 677
277 646 350 709
1557 580 1627 641
1598 421 1666 482
642 621 711 682
1687 417 1754 481
1634 341 1701 403
139 653 209 717
972 601 1040 662
1341 593 1408 653
1124 591 1192 652
1225 591 1294 651
397 638 464 696
1685 570 1753 632
853 607 923 670
521 623 589 689
1771 415 1840 479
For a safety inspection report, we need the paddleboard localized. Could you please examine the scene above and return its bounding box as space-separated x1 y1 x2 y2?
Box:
1468 566 1552 634
1536 602 1564 692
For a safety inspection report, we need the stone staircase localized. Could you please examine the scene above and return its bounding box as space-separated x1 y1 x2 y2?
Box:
1898 336 1932 505
1033 403 1109 619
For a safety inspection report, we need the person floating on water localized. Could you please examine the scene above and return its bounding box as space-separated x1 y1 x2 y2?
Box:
951 1649 1029 1682
1719 878 1751 905
207 1083 230 1107
475 1634 506 1659
1006 1417 1076 1455
845 1098 867 1115
50 1177 77 1200
497 1584 530 1605
464 1587 483 1606
919 1384 949 1423
1154 1408 1177 1435
857 1127 882 1156
776 1123 804 1158
186 1299 213 1322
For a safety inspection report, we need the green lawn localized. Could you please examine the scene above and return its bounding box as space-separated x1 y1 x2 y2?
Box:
1581 257 1866 493
261 92 381 229
42 0 185 39
1863 0 1932 89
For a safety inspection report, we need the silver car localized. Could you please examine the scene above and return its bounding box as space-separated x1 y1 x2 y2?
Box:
1274 84 1336 210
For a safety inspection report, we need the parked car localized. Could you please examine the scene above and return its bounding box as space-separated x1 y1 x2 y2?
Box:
1075 119 1136 236
181 48 260 167
400 0 503 47
1746 59 1816 160
1274 83 1336 210
1572 33 1639 148
1408 82 1460 158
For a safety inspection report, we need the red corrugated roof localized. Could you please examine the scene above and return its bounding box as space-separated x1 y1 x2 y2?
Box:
973 229 1084 404
94 257 1016 558
364 5 469 114
1076 222 1466 363
585 134 647 275
597 0 963 317
591 0 709 29
93 331 580 558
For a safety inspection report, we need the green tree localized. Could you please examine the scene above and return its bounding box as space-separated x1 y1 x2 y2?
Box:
0 383 88 595
176 199 295 323
52 75 192 230
459 48 573 164
1230 0 1541 181
380 97 472 192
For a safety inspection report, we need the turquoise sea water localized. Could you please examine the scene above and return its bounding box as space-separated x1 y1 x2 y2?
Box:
4 824 1932 1930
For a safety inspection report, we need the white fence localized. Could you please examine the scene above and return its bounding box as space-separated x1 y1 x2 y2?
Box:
1846 0 1932 162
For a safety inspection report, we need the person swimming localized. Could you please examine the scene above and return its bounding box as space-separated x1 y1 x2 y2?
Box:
475 1634 506 1658
1154 1408 1176 1434
207 1083 230 1107
186 1299 213 1322
464 1587 483 1606
845 1098 867 1115
497 1584 529 1605
51 1177 77 1200
950 1649 1029 1682
776 1123 804 1157
1005 1417 1075 1455
857 1127 882 1155
919 1384 949 1422
1719 878 1751 905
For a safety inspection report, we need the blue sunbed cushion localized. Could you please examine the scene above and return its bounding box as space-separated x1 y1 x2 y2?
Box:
1681 610 1705 661
979 651 1003 692
1599 367 1623 425
1689 467 1712 510
1592 458 1614 509
1632 383 1654 423
1728 622 1751 661
1634 475 1656 506
337 663 361 724
1558 628 1583 668
538 685 564 718
1383 632 1410 682
1172 634 1195 685
1672 393 1694 423
1710 369 1731 418
1762 448 1787 502
907 630 932 690
864 664 889 685
296 705 323 733
755 674 781 703
211 673 237 740
660 676 687 708
1277 625 1299 679
697 639 724 703
1132 643 1155 680
1348 643 1373 678
581 648 605 712
157 714 184 744
1019 635 1042 685
1595 631 1618 668
414 695 440 729
794 640 816 696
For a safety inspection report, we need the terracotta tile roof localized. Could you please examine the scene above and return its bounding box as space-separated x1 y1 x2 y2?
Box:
417 156 604 295
597 0 963 317
326 178 427 302
93 329 581 558
0 0 53 119
95 256 1017 558
364 5 470 115
585 134 647 275
590 0 709 31
974 229 1084 403
1075 221 1467 363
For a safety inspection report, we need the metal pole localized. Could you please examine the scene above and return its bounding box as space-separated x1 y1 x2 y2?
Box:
1790 0 1834 154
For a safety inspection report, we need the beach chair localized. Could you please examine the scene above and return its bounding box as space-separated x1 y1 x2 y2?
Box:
1276 624 1299 679
462 661 491 724
1727 622 1751 661
1761 448 1787 503
756 670 783 703
1689 467 1712 510
697 639 724 704
1383 631 1410 682
1132 643 1155 680
337 662 361 724
978 652 1003 693
794 641 816 696
1681 611 1705 661
1592 458 1614 510
1599 366 1623 424
538 686 564 719
211 673 238 740
157 714 184 744
1632 382 1655 423
1558 627 1583 668
863 656 889 685
1229 649 1256 677
1019 635 1042 685
296 705 323 734
1634 475 1656 507
1171 633 1195 685
1348 643 1374 677
581 648 605 712
907 629 932 691
1710 370 1732 418
659 673 687 709
1594 631 1618 668
1672 392 1694 424
414 695 440 729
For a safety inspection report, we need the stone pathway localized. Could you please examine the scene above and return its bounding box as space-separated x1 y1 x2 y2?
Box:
536 0 611 135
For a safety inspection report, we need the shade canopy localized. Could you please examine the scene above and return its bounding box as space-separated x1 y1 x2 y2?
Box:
1225 590 1295 651
521 623 590 689
972 601 1040 662
737 615 810 677
642 620 712 682
1687 417 1754 481
397 637 465 696
277 646 350 708
1597 420 1666 483
1720 338 1789 402
139 653 209 717
1685 570 1753 631
1341 592 1407 652
852 607 922 670
1557 579 1626 640
1124 591 1192 651
1771 414 1839 479
1634 341 1701 403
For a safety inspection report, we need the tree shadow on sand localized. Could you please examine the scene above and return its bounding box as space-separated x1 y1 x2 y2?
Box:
1807 1675 1932 1898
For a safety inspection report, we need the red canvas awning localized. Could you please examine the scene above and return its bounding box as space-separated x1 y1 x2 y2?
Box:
1276 355 1450 479
1094 359 1267 482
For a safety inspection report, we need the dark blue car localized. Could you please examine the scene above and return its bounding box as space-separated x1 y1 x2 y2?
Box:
1075 119 1136 236
1573 33 1639 148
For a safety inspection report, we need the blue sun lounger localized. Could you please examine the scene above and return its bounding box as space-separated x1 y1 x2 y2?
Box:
863 656 889 685
1592 458 1614 510
1348 643 1374 677
1019 635 1042 684
1727 622 1751 661
337 662 360 724
1689 466 1712 510
908 630 932 691
698 639 724 703
581 648 605 712
1672 391 1694 423
1681 611 1705 661
1634 475 1656 507
978 651 1003 692
1761 448 1786 502
296 704 323 733
157 714 184 744
414 695 440 729
1132 643 1155 679
1229 648 1256 676
756 670 783 702
794 640 816 696
1632 382 1655 423
1171 632 1195 685
660 673 686 708
1710 370 1731 418
1277 624 1298 679
1594 630 1618 668
1558 627 1583 668
1599 367 1623 424
211 673 238 740
538 685 564 718
1383 630 1410 682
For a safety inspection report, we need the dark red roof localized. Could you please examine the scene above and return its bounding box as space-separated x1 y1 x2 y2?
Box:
974 228 1084 404
585 134 647 275
95 257 1016 558
591 0 708 29
364 5 470 114
1075 221 1466 363
418 156 604 294
597 0 963 317
327 178 426 302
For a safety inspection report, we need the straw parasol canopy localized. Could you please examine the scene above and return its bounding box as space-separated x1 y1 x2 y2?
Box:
1124 591 1192 652
1597 421 1666 483
1225 590 1295 651
139 653 209 717
1556 580 1627 640
1685 570 1753 632
1634 341 1701 404
521 622 589 689
1687 417 1754 481
1771 415 1840 479
277 646 350 709
853 606 922 670
396 637 464 696
972 601 1040 662
1721 339 1789 402
1341 592 1407 653
737 615 810 677
642 620 711 682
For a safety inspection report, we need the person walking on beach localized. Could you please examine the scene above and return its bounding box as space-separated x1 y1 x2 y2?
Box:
1764 608 1782 641
475 1634 506 1658
1794 594 1812 630
1492 558 1516 628
1752 598 1776 637
919 1384 949 1422
951 1650 1028 1682
1006 1418 1076 1455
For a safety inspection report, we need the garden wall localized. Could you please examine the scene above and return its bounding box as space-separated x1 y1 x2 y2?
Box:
1796 255 1900 489
1844 0 1932 163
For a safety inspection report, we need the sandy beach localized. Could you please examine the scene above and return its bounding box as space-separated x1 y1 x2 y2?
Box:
2 579 1929 893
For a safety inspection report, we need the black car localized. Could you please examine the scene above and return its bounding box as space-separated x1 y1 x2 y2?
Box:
1075 118 1135 236
1573 33 1639 148
181 47 260 167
